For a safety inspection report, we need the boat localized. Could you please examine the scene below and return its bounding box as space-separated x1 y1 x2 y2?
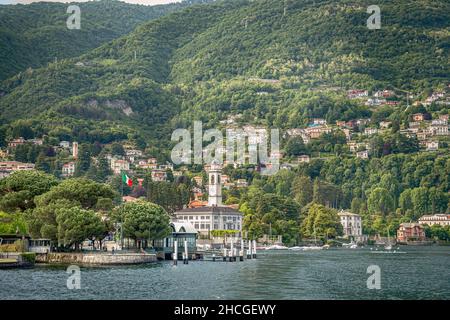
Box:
342 241 358 249
385 227 393 250
265 244 288 250
288 245 326 251
301 246 323 251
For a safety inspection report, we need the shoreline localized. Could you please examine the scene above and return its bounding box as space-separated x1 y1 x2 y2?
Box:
35 252 157 266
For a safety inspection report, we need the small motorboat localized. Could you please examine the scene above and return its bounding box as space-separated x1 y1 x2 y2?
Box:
301 246 323 251
342 241 358 249
265 244 288 250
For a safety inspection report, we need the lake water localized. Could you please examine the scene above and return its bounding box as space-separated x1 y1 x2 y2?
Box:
1 246 449 300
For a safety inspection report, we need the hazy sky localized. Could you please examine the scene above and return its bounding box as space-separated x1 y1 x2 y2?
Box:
0 0 182 5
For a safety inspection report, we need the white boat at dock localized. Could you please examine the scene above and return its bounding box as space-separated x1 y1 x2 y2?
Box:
302 245 324 251
265 244 289 250
288 245 328 251
342 241 358 249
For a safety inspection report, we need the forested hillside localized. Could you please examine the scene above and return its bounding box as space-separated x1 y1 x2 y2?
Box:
0 0 210 80
1 0 448 142
0 0 448 244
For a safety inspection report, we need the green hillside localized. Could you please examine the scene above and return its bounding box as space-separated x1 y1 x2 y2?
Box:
0 0 449 246
0 0 448 148
0 0 209 81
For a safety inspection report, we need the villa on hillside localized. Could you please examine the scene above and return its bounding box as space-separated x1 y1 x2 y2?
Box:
298 155 310 163
0 161 35 179
418 214 450 227
61 162 76 177
110 158 130 175
356 150 369 159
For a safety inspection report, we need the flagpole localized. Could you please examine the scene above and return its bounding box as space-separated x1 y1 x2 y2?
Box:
121 170 124 250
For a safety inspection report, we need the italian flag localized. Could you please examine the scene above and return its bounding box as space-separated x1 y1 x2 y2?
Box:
122 173 133 187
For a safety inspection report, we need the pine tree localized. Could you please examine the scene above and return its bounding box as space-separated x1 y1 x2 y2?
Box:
75 144 91 176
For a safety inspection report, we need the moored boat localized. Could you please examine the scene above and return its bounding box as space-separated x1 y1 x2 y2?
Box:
265 244 288 250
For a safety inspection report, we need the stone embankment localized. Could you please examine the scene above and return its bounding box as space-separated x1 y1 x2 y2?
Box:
36 252 156 265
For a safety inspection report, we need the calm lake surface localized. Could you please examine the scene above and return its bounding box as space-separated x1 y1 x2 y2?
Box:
1 246 449 300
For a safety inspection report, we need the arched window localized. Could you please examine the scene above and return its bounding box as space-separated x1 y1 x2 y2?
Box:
217 175 221 184
211 175 215 185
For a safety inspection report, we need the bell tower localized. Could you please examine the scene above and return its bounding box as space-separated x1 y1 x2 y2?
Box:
208 160 222 206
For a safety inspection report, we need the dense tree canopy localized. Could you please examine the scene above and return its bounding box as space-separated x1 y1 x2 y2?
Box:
119 201 171 248
0 170 58 212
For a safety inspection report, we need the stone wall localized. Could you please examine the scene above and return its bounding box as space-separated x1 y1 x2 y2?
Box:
36 252 156 265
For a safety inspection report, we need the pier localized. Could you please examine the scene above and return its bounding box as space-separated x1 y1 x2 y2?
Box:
174 239 258 264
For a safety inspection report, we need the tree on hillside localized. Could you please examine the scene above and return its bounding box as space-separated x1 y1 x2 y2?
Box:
10 120 34 139
110 143 125 156
146 180 190 213
291 175 313 207
285 137 307 156
96 154 112 182
312 178 342 208
428 187 448 214
399 189 413 214
367 187 395 216
242 212 264 241
301 203 342 239
410 187 429 220
274 220 300 245
75 144 92 176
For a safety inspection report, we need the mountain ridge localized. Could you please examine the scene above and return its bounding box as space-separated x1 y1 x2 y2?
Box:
0 0 448 150
0 0 213 81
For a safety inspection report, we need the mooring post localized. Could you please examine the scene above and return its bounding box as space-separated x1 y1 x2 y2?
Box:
230 239 234 262
184 240 188 264
253 240 257 259
247 239 252 259
212 254 216 262
240 238 244 261
223 247 227 262
173 240 178 265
